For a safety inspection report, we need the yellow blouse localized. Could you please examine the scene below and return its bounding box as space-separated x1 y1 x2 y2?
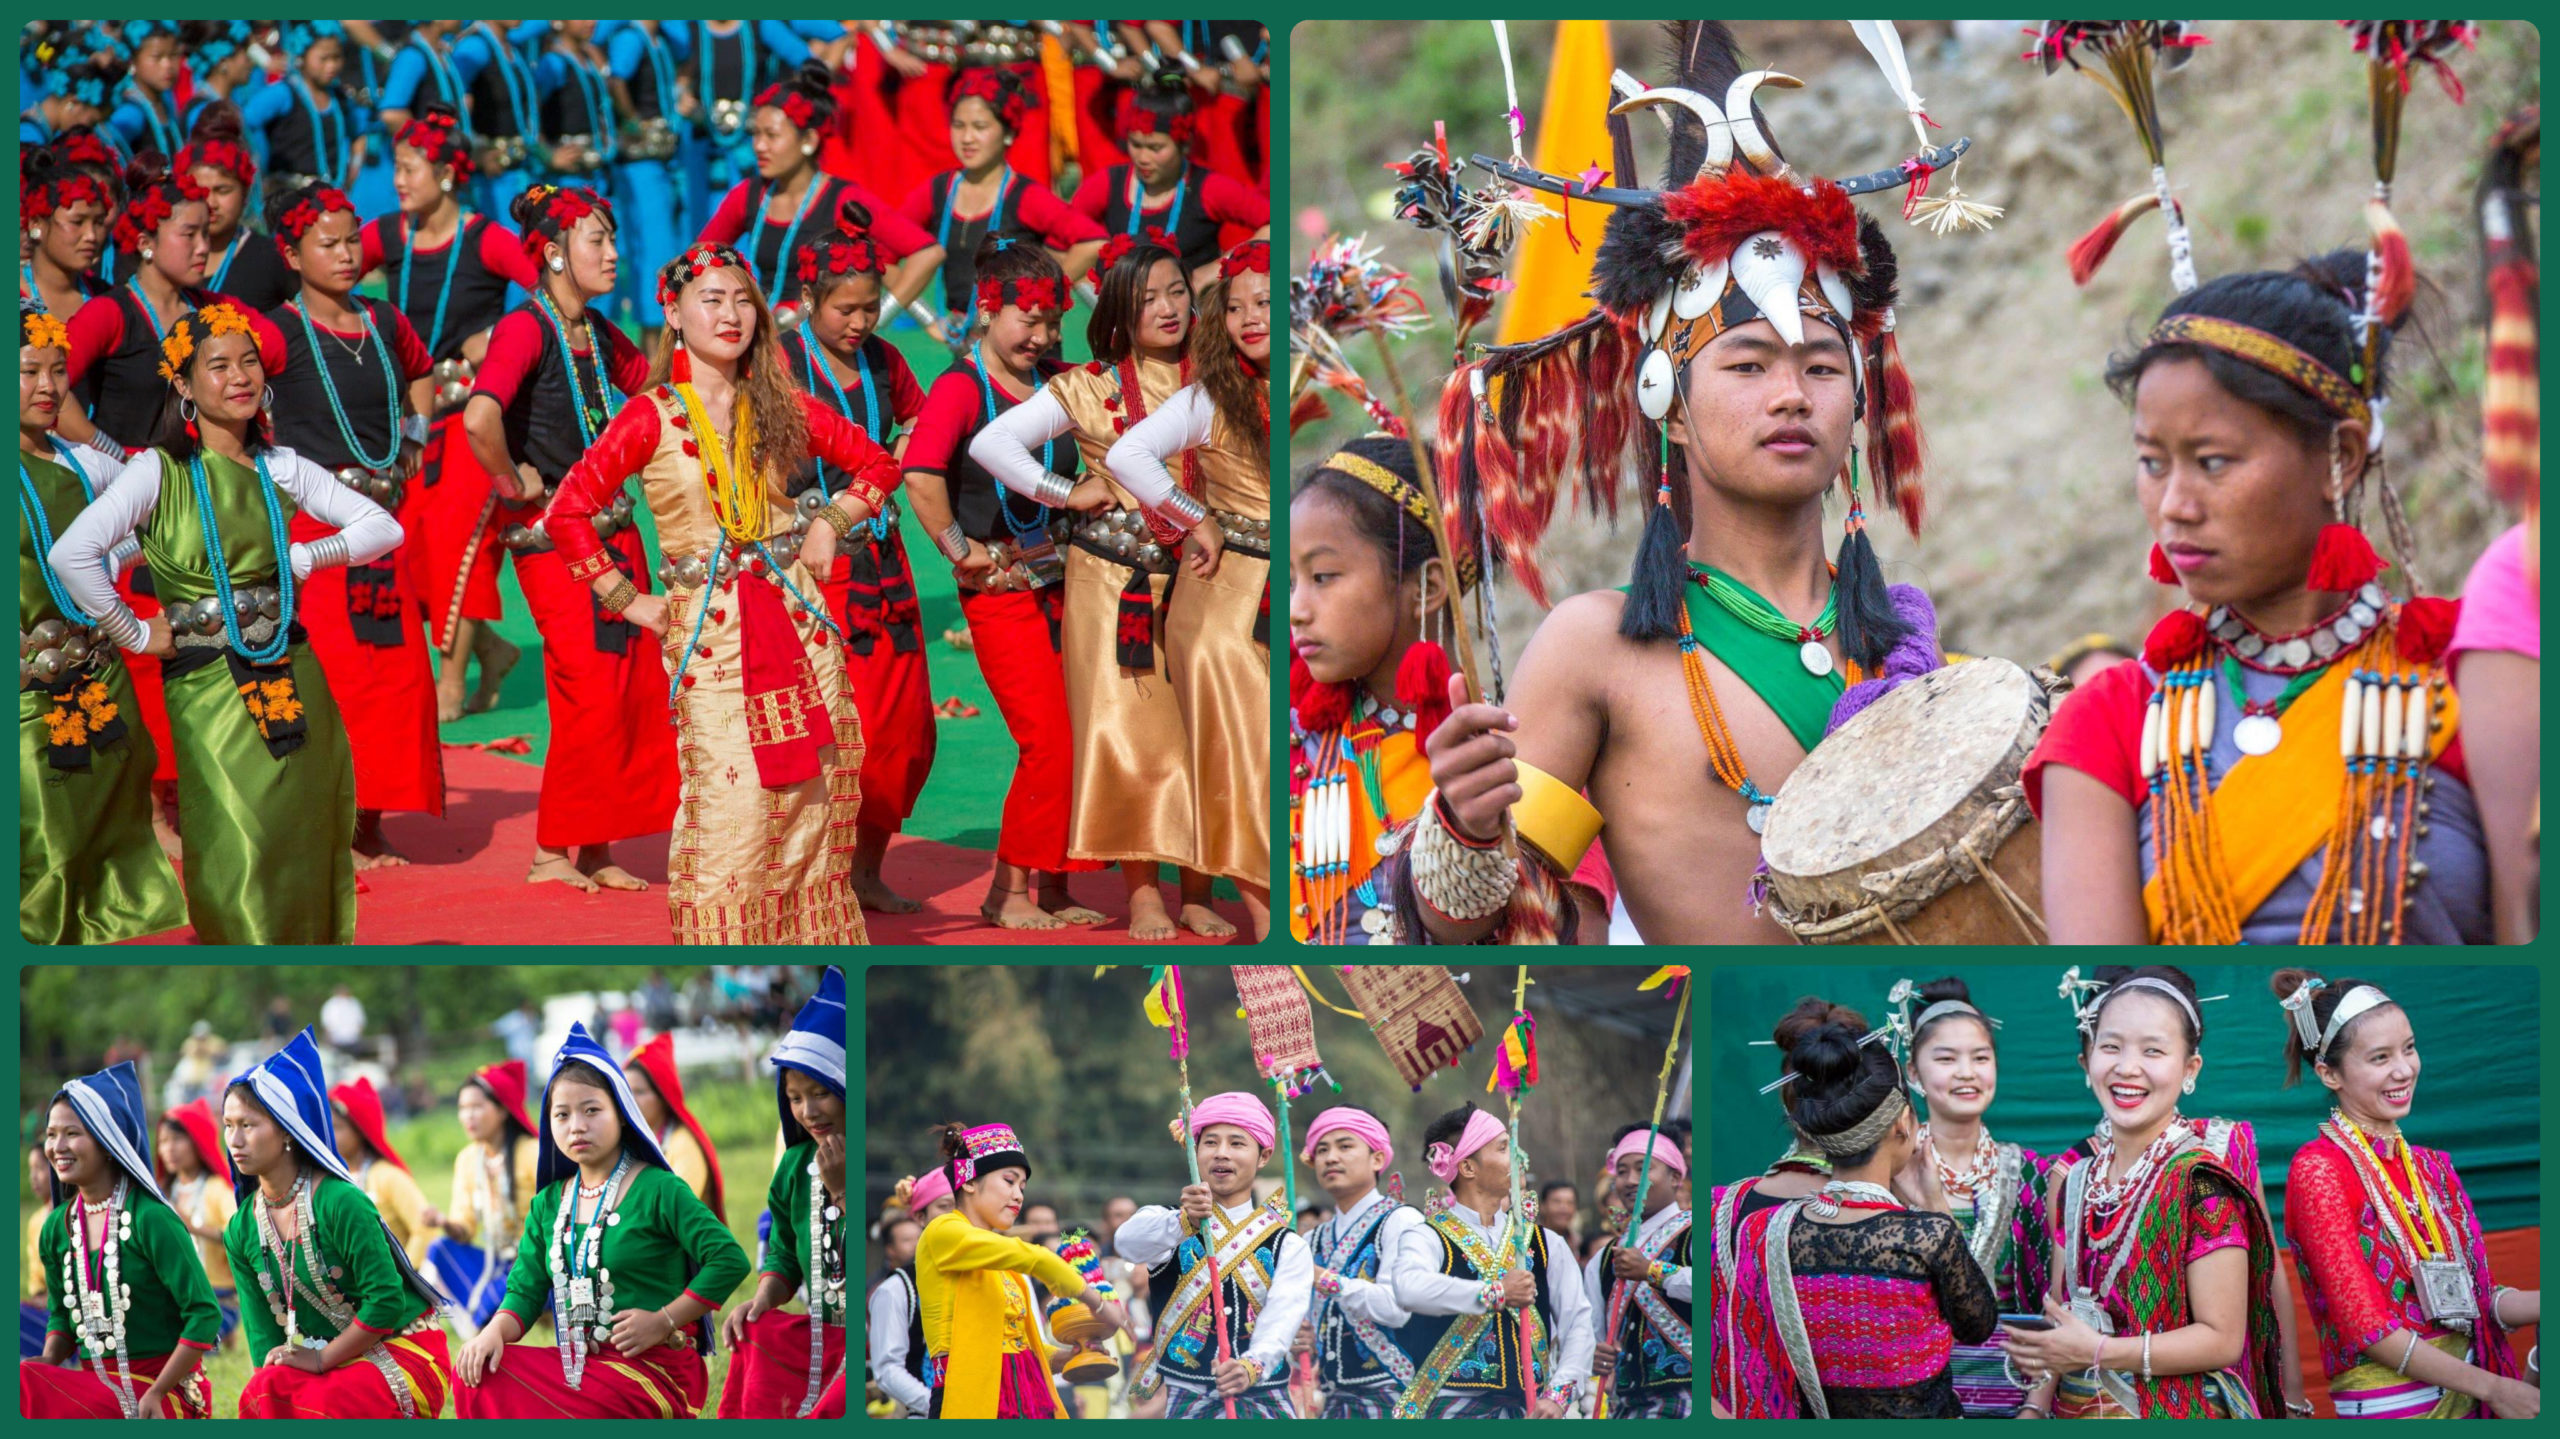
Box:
658 1125 713 1211
167 1173 238 1289
360 1159 435 1270
446 1139 539 1249
23 1203 51 1301
916 1211 1084 1417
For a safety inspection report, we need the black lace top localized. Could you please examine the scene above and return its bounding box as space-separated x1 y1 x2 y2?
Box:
1782 1210 1998 1418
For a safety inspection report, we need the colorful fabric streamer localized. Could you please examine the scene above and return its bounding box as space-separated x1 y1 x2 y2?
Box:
1486 1010 1539 1094
1234 965 1332 1096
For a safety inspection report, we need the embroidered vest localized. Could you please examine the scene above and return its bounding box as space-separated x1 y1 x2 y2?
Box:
894 1266 928 1387
1392 1213 1554 1400
1607 1218 1693 1393
1310 1200 1401 1389
1143 1206 1290 1389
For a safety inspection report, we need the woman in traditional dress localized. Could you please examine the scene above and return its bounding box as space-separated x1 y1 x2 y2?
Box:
177 107 297 315
452 1022 750 1419
19 307 186 944
20 146 115 322
51 299 399 944
237 23 360 200
717 966 849 1418
1879 977 2052 1418
21 1061 220 1418
900 68 1103 336
533 25 622 317
176 24 259 139
463 182 677 895
1717 1016 1996 1417
60 160 223 454
103 23 186 167
972 229 1230 939
153 1100 238 1351
868 1169 955 1419
263 181 443 867
449 20 542 220
695 62 941 334
330 1078 435 1273
546 241 897 945
2026 252 2487 944
916 1120 1128 1418
426 1061 539 1338
604 22 691 330
625 1033 727 1220
223 1029 453 1419
786 222 935 913
1999 967 2287 1418
2272 969 2538 1418
24 1146 56 1360
1106 239 1271 939
358 103 542 723
903 237 1100 930
1067 75 1271 292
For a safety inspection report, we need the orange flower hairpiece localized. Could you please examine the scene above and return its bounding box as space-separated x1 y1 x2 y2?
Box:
200 303 255 340
155 325 195 384
23 313 70 353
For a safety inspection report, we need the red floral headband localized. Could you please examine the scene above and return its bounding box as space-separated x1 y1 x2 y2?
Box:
951 69 1030 132
1115 90 1197 143
114 170 210 251
754 82 820 133
977 273 1074 316
1098 226 1179 274
24 171 109 221
396 111 473 181
658 241 751 310
176 136 257 188
519 185 613 264
49 132 120 178
796 234 887 286
275 187 355 246
1219 240 1271 280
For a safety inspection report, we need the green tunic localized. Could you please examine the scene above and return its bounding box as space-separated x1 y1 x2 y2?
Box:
137 448 356 943
41 1186 223 1357
18 448 185 943
222 1175 437 1355
497 1163 750 1333
759 1142 847 1321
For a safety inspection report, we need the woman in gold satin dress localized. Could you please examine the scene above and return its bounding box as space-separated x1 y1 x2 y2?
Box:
968 229 1234 940
1106 240 1274 939
546 241 902 946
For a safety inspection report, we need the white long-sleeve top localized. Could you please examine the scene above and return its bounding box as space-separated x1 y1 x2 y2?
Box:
1115 1197 1312 1381
1581 1201 1694 1323
1385 1199 1594 1391
1310 1186 1413 1332
32 439 145 582
867 1270 932 1417
1100 383 1214 526
49 446 402 653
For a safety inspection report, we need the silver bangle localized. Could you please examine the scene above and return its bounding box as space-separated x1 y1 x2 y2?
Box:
303 535 349 572
2139 1331 2152 1382
84 432 131 463
1156 488 1209 530
2394 1331 2420 1375
400 412 431 447
1408 795 1516 922
103 607 149 652
1031 470 1077 507
933 521 970 563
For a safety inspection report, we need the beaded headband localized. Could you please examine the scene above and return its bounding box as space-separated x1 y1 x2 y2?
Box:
1116 88 1197 143
754 82 822 132
1805 1087 1908 1156
1220 240 1272 280
1098 226 1178 275
796 234 888 286
157 301 256 384
949 1121 1026 1187
950 68 1030 132
177 134 258 188
23 312 71 353
978 273 1073 316
1313 445 1481 592
274 186 355 246
396 109 474 181
658 241 752 310
2279 978 2394 1058
2146 314 2373 428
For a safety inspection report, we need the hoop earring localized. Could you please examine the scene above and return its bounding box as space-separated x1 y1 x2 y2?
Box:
261 386 276 413
178 396 198 422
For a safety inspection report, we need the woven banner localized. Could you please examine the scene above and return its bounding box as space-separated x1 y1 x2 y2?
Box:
1339 966 1483 1090
1233 965 1322 1080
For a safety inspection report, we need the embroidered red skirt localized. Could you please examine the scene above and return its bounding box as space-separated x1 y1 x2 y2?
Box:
20 1349 214 1417
288 508 447 815
414 412 508 644
714 1311 844 1418
959 585 1099 873
928 1349 1060 1419
507 529 679 850
816 552 936 831
235 1331 454 1419
454 1340 708 1419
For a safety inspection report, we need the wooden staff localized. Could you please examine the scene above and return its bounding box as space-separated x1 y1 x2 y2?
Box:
1601 992 1691 1389
1170 970 1238 1420
1361 308 1487 706
1503 964 1543 1406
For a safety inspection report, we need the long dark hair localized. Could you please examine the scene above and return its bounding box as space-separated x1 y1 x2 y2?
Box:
1190 271 1270 468
1086 238 1184 366
646 252 810 493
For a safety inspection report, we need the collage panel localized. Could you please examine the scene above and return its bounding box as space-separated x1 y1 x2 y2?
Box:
1284 20 2539 947
1705 963 2541 1417
17 961 846 1417
19 18 1272 949
862 961 1696 1417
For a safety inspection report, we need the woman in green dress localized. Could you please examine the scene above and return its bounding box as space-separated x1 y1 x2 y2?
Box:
716 965 847 1417
453 1022 750 1418
22 1060 222 1417
223 1027 455 1418
49 299 401 943
18 308 185 944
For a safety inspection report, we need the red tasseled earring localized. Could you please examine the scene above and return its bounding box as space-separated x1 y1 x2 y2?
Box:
669 331 692 385
1396 640 1453 748
1289 646 1352 735
2148 543 2179 585
2307 522 2383 591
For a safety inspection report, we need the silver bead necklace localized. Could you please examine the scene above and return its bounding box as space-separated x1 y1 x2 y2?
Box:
66 1177 140 1419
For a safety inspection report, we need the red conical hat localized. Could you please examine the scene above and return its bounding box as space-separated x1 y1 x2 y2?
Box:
157 1097 232 1188
329 1075 409 1173
626 1033 727 1222
471 1058 535 1137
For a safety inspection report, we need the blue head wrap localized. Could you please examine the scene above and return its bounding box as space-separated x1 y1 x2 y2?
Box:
279 20 345 57
771 967 846 1148
57 62 118 111
107 21 176 58
48 1061 171 1208
533 1022 672 1192
193 22 256 71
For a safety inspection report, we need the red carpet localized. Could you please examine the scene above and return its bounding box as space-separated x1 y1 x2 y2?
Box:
2290 1226 2539 1417
129 745 1250 946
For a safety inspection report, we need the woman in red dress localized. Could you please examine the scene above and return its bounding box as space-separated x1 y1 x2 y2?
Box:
898 68 1103 336
1067 77 1270 293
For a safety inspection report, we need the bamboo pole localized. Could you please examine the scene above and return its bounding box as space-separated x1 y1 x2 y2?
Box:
1601 992 1691 1393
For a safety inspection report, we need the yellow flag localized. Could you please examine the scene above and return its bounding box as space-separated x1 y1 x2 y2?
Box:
1493 20 1618 348
1637 965 1691 992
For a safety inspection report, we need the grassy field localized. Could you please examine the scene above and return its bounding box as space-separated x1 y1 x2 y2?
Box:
33 1073 798 1419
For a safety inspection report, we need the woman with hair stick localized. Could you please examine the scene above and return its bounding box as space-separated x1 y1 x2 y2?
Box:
546 241 901 946
971 229 1231 939
1108 238 1271 939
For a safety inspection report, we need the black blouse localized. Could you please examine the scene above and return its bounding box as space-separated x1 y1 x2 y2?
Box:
1783 1210 1997 1419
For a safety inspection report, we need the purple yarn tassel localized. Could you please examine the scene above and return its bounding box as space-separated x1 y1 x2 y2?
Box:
1825 584 1943 734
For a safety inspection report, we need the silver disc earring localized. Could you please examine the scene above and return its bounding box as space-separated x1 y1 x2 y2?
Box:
549 254 566 274
2181 1077 2196 1096
440 177 454 194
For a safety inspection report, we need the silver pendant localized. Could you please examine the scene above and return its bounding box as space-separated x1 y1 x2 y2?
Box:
823 1205 843 1223
1799 640 1833 677
1359 907 1389 935
2232 714 2282 756
2418 1259 2478 1326
568 1277 596 1310
1745 802 1771 836
605 1211 621 1226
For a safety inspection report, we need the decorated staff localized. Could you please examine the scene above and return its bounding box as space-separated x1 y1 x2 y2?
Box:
1488 966 1542 1399
2027 20 2211 289
1595 965 1690 1418
1118 966 1238 1418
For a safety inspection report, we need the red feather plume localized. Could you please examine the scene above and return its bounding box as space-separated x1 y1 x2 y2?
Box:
1663 173 1863 273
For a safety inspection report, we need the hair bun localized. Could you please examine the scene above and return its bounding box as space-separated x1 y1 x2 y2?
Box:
1771 996 1868 1058
417 100 463 129
1915 976 1972 1007
186 101 245 147
2269 966 2328 1004
1785 1021 1869 1093
508 186 546 230
833 193 874 235
791 59 834 97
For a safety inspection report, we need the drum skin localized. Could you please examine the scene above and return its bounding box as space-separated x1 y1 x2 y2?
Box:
1761 657 2052 944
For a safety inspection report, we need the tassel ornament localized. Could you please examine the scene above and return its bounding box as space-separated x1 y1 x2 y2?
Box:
2307 523 2384 591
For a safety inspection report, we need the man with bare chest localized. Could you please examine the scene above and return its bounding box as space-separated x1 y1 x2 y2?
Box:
1392 23 1949 943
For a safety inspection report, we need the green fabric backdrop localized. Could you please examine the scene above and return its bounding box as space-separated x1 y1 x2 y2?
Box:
1711 965 2541 1235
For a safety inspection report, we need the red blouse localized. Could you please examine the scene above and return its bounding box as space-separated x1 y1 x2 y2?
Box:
897 171 1107 249
2284 1133 2490 1377
699 177 937 262
469 307 650 410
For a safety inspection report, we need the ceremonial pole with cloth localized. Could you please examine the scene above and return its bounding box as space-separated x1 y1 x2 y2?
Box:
1488 965 1543 1399
1598 964 1690 1417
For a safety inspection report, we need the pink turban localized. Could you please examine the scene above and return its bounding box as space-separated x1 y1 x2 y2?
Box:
1188 1091 1276 1151
1608 1128 1688 1176
1425 1108 1508 1183
1299 1107 1394 1166
905 1167 954 1213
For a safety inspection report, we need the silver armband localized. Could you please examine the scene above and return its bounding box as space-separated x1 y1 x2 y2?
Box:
401 413 431 447
933 521 970 563
1408 796 1519 922
84 433 132 464
1030 471 1077 507
106 536 142 572
1219 34 1249 61
1154 488 1209 530
101 607 150 653
303 535 350 572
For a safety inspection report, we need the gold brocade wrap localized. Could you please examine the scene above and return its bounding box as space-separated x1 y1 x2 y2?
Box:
2327 1334 2476 1418
1163 407 1270 885
1050 358 1196 867
639 393 868 946
2054 1367 2247 1419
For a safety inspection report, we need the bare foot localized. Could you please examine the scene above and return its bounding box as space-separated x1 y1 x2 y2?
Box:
353 814 409 870
1126 887 1179 942
577 851 650 891
152 810 184 863
435 676 468 724
527 855 600 892
852 871 923 914
1038 884 1106 925
1178 903 1238 939
468 636 520 714
980 886 1064 930
352 846 411 871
